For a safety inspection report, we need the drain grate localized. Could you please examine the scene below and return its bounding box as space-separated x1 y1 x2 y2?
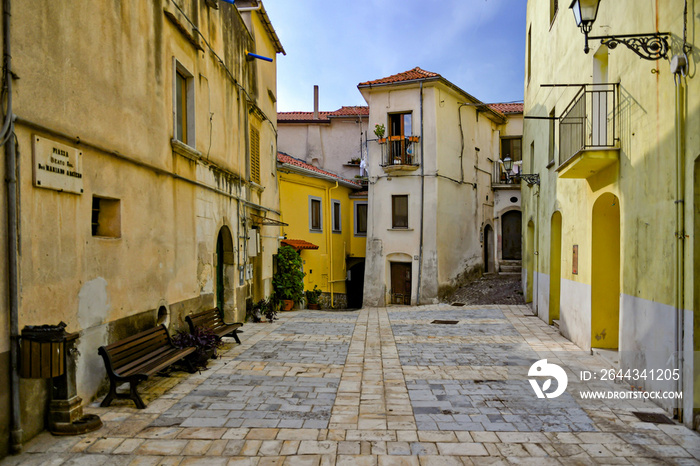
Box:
451 302 465 307
431 320 459 325
632 412 675 425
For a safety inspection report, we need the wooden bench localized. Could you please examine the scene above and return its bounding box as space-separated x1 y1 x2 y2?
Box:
186 308 242 344
98 324 195 409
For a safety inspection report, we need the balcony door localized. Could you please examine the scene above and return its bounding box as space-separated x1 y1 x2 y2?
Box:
592 47 608 147
389 112 412 165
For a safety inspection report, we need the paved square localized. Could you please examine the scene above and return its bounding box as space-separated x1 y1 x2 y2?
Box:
7 305 700 465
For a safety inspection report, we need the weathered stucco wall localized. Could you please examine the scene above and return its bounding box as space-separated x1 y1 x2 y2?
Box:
1 0 282 453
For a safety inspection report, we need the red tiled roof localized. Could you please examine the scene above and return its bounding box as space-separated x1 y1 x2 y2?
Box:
488 103 523 114
329 106 369 117
277 111 331 122
350 190 368 197
358 67 440 86
281 239 319 251
277 152 361 187
277 106 368 122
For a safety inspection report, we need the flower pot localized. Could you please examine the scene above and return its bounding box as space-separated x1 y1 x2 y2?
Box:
282 299 294 311
307 303 320 310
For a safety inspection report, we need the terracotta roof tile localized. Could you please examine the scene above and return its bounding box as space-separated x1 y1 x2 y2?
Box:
277 111 331 122
488 103 523 114
281 239 319 250
329 106 369 116
278 106 368 122
358 67 440 86
277 152 361 187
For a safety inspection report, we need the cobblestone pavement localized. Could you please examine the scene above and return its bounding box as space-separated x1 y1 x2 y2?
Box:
5 305 700 465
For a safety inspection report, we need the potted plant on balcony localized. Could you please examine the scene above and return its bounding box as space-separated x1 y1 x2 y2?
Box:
374 123 386 144
273 245 305 311
305 285 322 310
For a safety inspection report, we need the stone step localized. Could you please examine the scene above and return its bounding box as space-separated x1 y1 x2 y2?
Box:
499 265 522 273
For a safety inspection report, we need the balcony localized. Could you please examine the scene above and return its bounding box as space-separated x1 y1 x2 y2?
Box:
492 162 521 188
557 83 619 179
378 136 420 173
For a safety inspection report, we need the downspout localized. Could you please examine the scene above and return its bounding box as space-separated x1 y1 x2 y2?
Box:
3 0 21 453
328 181 339 307
673 70 686 421
416 82 425 305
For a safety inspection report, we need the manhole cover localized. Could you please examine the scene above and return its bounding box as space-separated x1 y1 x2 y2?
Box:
451 302 465 307
431 320 459 325
632 412 675 424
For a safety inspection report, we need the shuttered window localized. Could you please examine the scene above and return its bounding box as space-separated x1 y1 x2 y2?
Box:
250 125 260 184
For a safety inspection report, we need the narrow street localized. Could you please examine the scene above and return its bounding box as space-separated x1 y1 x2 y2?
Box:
6 305 699 465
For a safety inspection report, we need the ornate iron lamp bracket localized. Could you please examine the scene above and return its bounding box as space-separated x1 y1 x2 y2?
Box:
589 33 671 60
518 174 541 186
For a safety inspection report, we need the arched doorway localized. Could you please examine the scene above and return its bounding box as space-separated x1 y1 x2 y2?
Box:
502 210 522 260
526 220 535 303
591 193 620 349
484 225 494 273
216 226 234 312
549 212 562 324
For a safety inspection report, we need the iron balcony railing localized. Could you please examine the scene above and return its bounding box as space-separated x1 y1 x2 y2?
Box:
378 135 420 167
559 83 619 166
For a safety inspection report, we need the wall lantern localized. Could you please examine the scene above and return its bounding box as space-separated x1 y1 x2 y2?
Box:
502 157 540 186
569 0 670 60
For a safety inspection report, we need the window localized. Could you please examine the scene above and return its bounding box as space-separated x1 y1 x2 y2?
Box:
354 201 367 236
92 196 121 238
332 200 341 233
548 108 556 165
530 141 535 173
501 137 522 162
173 60 194 146
309 196 322 231
392 195 408 229
387 112 414 165
250 124 261 184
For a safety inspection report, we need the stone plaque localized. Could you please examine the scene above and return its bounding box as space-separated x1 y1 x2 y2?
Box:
33 135 83 194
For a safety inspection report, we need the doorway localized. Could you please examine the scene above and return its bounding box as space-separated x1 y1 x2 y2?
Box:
484 225 494 273
390 262 412 305
549 211 562 324
216 226 234 311
502 210 522 260
347 261 365 309
591 193 620 349
526 220 535 303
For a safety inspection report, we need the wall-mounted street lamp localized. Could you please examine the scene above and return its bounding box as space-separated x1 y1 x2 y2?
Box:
502 157 540 186
570 0 670 60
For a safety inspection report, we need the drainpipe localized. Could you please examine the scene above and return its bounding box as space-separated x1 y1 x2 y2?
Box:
3 0 21 453
673 69 686 421
416 82 425 305
327 181 339 307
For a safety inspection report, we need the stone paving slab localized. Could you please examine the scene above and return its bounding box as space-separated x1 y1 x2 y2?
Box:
5 305 700 465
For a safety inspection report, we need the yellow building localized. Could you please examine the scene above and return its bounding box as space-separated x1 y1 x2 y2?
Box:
0 0 283 454
523 0 698 426
277 153 367 308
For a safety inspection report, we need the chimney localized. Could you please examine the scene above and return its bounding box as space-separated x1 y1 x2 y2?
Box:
313 85 319 120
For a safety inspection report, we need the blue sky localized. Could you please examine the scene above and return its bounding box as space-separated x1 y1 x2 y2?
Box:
262 0 528 112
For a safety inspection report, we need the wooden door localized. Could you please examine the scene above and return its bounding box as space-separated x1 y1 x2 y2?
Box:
502 210 522 260
390 262 412 305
